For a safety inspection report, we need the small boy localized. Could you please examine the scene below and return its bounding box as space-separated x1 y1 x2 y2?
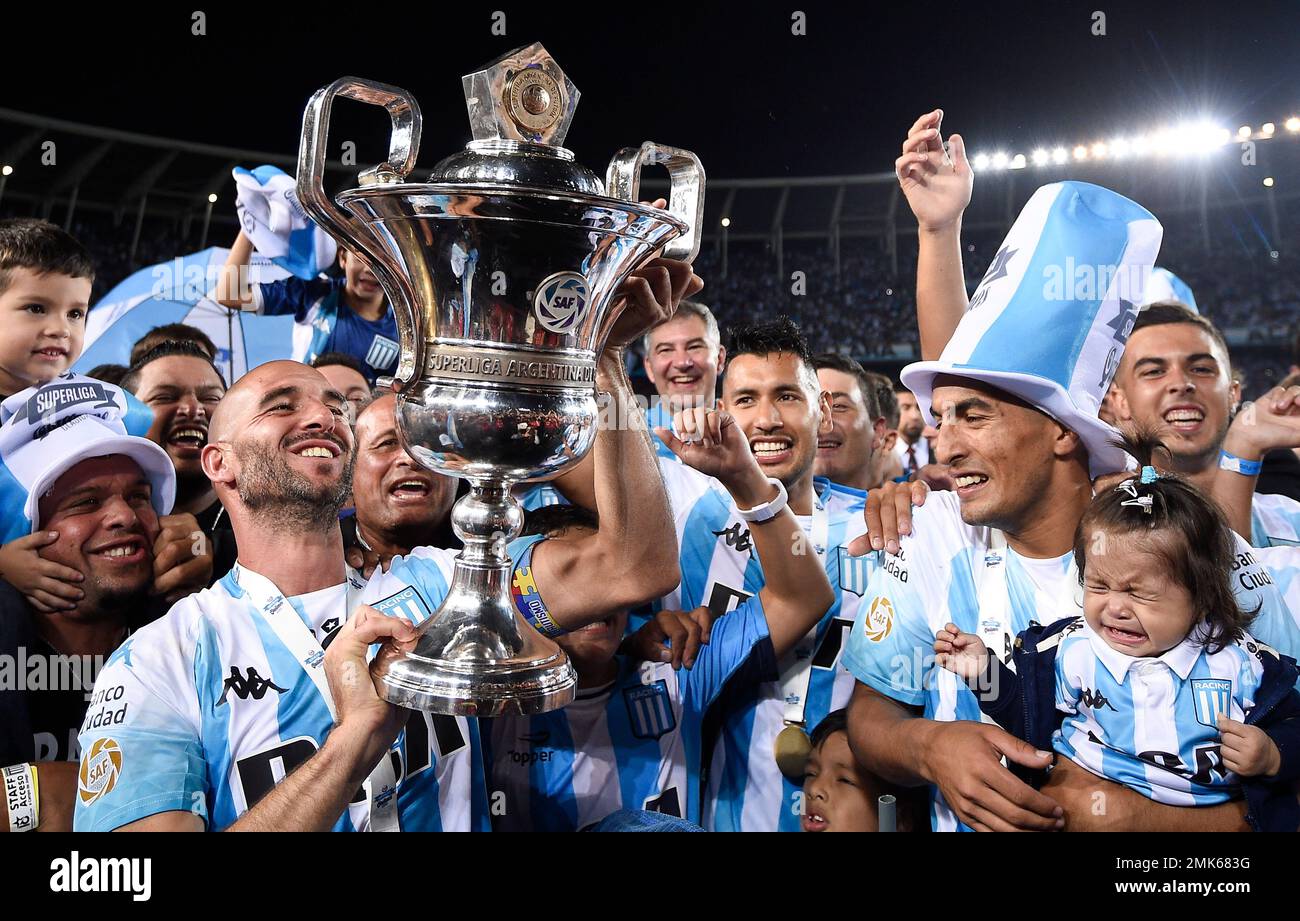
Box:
801 709 918 832
213 230 399 384
0 219 92 402
0 219 94 606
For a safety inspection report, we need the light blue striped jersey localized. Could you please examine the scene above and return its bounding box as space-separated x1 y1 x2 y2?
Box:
1250 492 1300 550
1052 617 1265 806
841 489 1300 831
817 478 869 517
655 461 875 831
1251 494 1300 627
74 552 491 832
485 595 773 830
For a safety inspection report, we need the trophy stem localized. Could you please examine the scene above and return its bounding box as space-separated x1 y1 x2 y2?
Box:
372 480 577 716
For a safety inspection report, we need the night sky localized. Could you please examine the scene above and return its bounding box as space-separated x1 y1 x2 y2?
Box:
2 0 1297 180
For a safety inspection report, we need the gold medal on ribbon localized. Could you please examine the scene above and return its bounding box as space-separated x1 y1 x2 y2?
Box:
774 723 813 781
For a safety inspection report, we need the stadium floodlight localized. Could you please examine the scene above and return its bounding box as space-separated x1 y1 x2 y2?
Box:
1262 122 1275 136
207 193 218 204
990 151 1008 169
1110 137 1130 158
1091 142 1108 159
973 152 991 170
1 165 11 176
1073 145 1088 161
1287 117 1300 133
1052 147 1068 164
1032 148 1049 166
1009 154 1027 170
720 217 730 228
1237 125 1252 139
1130 134 1150 155
1263 177 1275 188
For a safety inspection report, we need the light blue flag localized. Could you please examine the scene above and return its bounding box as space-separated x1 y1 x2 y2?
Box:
74 248 298 384
232 165 338 281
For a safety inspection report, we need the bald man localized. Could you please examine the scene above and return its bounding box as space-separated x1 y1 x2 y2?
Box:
345 394 458 577
74 256 699 832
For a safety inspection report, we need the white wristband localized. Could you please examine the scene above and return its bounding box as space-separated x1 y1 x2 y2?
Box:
2 763 39 832
735 477 789 523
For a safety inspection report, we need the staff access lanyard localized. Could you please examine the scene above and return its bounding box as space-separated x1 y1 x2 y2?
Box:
231 563 400 832
778 497 829 728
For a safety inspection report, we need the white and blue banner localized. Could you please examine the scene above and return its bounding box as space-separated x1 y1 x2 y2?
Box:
233 164 338 281
901 180 1163 476
74 247 298 384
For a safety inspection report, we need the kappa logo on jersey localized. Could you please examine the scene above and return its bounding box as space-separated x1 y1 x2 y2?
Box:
863 596 894 643
712 522 753 553
365 335 400 371
78 737 122 805
218 666 288 704
373 586 434 625
624 680 677 740
838 546 870 596
1192 678 1233 729
1079 687 1117 712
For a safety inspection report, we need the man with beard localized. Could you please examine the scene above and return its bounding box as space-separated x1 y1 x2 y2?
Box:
75 255 698 832
642 300 726 459
343 393 459 577
121 340 237 582
0 405 176 833
812 353 883 499
1108 302 1300 548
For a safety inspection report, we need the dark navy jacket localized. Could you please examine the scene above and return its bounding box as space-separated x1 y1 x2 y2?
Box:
969 617 1300 833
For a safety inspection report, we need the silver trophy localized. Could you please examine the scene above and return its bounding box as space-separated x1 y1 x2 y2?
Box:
297 43 704 716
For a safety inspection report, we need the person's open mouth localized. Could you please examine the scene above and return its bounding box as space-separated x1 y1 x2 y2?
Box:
88 536 147 565
1161 404 1206 435
750 437 793 466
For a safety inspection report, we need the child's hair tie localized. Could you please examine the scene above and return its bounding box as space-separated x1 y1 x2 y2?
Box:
1115 467 1159 514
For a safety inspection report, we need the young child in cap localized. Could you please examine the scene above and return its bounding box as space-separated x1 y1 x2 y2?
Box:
935 437 1300 831
0 220 95 607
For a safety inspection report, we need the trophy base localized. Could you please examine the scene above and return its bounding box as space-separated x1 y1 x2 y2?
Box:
373 641 577 717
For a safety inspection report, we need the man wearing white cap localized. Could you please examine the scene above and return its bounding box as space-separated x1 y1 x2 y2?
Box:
0 386 177 833
841 112 1300 832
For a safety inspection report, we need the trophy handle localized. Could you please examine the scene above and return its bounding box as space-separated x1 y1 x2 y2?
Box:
605 142 706 264
297 77 426 387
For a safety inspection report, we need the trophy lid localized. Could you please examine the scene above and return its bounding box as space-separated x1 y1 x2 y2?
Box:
428 43 603 194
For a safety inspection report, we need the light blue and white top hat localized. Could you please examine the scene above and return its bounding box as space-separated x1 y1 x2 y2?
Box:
0 374 175 543
900 181 1163 477
1141 266 1198 313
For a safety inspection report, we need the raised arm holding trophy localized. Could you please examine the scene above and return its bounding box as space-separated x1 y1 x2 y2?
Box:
296 43 705 717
